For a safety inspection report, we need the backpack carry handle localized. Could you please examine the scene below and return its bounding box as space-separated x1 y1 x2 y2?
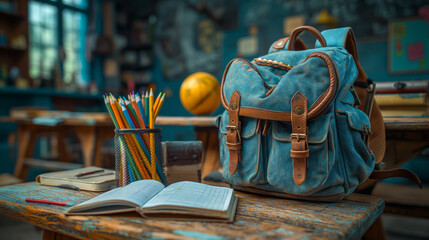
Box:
287 26 327 51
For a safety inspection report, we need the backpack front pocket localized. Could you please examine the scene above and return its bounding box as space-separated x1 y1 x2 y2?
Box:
218 112 266 186
267 114 337 195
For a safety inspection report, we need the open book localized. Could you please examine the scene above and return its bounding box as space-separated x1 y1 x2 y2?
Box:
66 180 238 222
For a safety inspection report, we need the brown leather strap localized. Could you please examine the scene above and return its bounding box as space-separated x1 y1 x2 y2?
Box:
262 120 269 136
227 90 242 175
291 92 309 186
255 119 262 135
272 37 307 51
287 26 327 51
370 168 422 189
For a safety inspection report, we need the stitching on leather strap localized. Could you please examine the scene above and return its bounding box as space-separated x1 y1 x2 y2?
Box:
290 91 308 186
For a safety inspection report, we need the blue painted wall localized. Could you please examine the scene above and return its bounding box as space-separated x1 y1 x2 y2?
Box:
153 0 429 141
359 40 429 82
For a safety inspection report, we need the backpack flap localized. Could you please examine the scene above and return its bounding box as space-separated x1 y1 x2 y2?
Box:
220 52 339 122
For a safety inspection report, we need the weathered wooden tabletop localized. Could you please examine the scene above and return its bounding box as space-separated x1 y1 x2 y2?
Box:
0 182 383 240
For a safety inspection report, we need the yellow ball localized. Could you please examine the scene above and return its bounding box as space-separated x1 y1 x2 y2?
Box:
180 72 221 115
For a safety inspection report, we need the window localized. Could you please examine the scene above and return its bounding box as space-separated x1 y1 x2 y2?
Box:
29 0 89 87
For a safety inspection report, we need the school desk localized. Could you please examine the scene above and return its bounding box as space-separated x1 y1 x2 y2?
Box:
5 112 429 180
1 112 114 180
0 182 385 240
2 112 219 180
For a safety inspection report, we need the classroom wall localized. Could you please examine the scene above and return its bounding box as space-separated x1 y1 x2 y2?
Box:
152 0 429 141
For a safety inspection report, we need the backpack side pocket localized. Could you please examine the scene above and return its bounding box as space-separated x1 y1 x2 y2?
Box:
335 108 375 195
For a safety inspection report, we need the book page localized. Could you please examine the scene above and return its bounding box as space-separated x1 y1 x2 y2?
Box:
73 180 164 208
143 181 233 212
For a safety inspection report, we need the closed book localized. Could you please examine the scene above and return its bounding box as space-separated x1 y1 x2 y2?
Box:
375 93 428 106
36 167 116 191
376 80 429 94
379 106 429 117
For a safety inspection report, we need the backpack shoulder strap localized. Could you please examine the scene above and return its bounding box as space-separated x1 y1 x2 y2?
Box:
316 27 422 187
315 27 358 60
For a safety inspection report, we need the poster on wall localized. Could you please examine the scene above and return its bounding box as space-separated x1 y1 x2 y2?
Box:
388 18 429 74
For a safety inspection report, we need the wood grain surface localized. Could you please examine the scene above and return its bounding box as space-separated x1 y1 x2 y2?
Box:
383 117 429 130
0 182 383 240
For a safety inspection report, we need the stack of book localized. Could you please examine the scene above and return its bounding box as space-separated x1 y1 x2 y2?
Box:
374 80 429 117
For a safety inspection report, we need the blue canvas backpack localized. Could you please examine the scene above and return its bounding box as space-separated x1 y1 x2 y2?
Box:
217 26 421 201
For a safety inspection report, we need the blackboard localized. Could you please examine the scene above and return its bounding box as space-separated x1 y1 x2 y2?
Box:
283 0 429 38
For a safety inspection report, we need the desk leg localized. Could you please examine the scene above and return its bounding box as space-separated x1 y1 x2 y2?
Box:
14 125 36 180
362 216 386 240
74 126 96 167
43 229 79 240
93 127 114 167
52 127 70 163
196 127 220 179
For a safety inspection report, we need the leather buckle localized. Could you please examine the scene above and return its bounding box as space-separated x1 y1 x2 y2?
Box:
226 125 241 142
290 133 307 142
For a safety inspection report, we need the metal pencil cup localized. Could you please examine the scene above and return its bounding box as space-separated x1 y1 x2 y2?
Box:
114 128 165 187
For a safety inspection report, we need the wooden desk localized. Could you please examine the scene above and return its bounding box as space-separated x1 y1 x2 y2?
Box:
1 113 115 179
0 182 384 240
7 113 428 181
384 117 429 131
3 113 219 180
383 117 429 169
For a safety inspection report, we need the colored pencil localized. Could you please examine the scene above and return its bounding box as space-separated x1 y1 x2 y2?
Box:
25 198 72 206
144 91 149 126
122 99 140 129
103 94 119 129
111 95 128 128
136 93 148 128
153 92 162 114
132 94 145 128
154 93 165 120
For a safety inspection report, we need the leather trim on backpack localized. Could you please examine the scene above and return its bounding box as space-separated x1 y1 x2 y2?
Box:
272 36 307 51
226 90 242 175
370 168 422 189
287 26 327 51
